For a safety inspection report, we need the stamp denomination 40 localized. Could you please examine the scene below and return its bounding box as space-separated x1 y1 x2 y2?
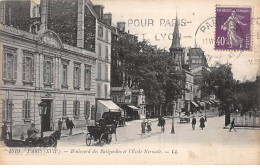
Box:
215 6 252 50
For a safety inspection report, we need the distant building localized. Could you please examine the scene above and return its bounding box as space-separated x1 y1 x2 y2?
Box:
169 15 186 114
188 48 210 100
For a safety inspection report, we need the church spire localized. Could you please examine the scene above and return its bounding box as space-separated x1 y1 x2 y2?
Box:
170 14 181 50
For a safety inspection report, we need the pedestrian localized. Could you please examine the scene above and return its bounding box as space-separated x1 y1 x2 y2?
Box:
66 117 70 130
229 118 237 132
199 116 205 130
191 116 196 130
57 118 63 139
1 122 8 141
160 117 165 132
141 119 146 135
68 120 75 136
147 119 152 133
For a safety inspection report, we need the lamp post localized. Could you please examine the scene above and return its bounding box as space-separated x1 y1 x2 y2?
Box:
171 101 175 134
38 101 47 138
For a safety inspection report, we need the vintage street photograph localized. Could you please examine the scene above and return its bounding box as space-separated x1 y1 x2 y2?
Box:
0 0 259 165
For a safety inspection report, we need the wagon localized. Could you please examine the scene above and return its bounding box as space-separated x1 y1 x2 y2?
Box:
85 125 112 147
4 139 26 147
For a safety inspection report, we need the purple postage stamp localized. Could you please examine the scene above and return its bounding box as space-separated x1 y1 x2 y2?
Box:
215 6 252 50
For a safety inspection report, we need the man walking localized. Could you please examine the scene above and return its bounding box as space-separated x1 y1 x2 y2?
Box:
199 116 205 130
57 118 63 139
229 118 237 132
192 116 196 130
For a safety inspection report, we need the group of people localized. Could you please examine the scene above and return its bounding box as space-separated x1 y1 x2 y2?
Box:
141 119 152 135
191 116 206 130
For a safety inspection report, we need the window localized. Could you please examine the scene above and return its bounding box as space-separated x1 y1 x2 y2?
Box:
73 100 80 117
43 56 53 86
0 3 5 23
97 84 101 98
105 64 108 81
73 63 81 89
22 100 31 120
98 25 103 38
61 61 69 88
98 63 101 80
98 43 102 58
22 51 34 84
105 30 108 41
112 96 117 103
84 65 91 90
2 99 12 121
62 100 67 116
104 84 108 98
84 101 90 117
32 6 36 18
2 47 17 82
105 46 108 60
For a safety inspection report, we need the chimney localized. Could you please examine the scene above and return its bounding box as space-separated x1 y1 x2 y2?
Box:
104 13 112 25
117 22 126 32
77 0 85 48
40 0 47 30
93 5 104 19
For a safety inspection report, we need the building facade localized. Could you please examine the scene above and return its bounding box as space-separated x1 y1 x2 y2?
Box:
0 24 96 137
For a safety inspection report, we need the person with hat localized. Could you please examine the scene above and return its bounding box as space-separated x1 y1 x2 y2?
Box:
1 122 8 140
27 123 39 144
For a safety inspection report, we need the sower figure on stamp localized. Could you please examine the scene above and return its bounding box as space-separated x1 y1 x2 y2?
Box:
229 118 237 132
221 10 247 48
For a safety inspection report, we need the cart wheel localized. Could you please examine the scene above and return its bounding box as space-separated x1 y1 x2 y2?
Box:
100 134 106 147
107 134 112 144
86 133 91 146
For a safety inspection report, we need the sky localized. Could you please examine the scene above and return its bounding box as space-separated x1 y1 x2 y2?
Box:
93 0 260 81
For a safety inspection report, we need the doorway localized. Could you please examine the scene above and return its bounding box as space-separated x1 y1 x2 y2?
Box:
41 99 52 132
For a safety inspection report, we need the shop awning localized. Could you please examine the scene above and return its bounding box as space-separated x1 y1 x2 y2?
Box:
127 105 139 110
200 102 205 106
209 100 215 104
98 100 122 112
191 101 199 107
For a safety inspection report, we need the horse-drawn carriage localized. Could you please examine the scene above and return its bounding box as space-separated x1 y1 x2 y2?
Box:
85 123 116 147
4 131 60 147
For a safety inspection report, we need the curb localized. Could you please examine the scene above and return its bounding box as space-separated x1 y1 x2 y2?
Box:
60 131 86 138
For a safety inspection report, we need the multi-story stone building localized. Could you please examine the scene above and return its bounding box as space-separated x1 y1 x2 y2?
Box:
0 0 110 137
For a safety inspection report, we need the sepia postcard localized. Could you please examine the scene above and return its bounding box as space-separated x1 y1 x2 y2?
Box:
0 0 259 165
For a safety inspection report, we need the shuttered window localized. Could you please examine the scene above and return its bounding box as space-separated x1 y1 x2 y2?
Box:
2 99 12 121
2 47 17 82
73 100 80 117
105 46 108 60
43 56 53 85
73 63 81 89
22 100 30 119
84 101 90 118
62 100 67 116
84 65 91 90
22 51 34 83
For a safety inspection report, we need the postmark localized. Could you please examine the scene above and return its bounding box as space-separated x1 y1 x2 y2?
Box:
215 6 252 50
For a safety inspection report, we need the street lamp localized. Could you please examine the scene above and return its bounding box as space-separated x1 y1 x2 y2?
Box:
38 101 47 138
171 101 175 134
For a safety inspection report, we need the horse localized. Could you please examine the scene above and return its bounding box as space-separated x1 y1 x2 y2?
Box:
42 130 60 147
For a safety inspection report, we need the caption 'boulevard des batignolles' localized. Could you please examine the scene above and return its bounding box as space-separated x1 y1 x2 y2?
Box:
0 0 259 148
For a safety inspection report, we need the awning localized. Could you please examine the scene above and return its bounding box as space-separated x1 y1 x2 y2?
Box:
200 102 205 106
98 100 122 112
127 105 139 110
209 100 215 104
191 101 199 107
